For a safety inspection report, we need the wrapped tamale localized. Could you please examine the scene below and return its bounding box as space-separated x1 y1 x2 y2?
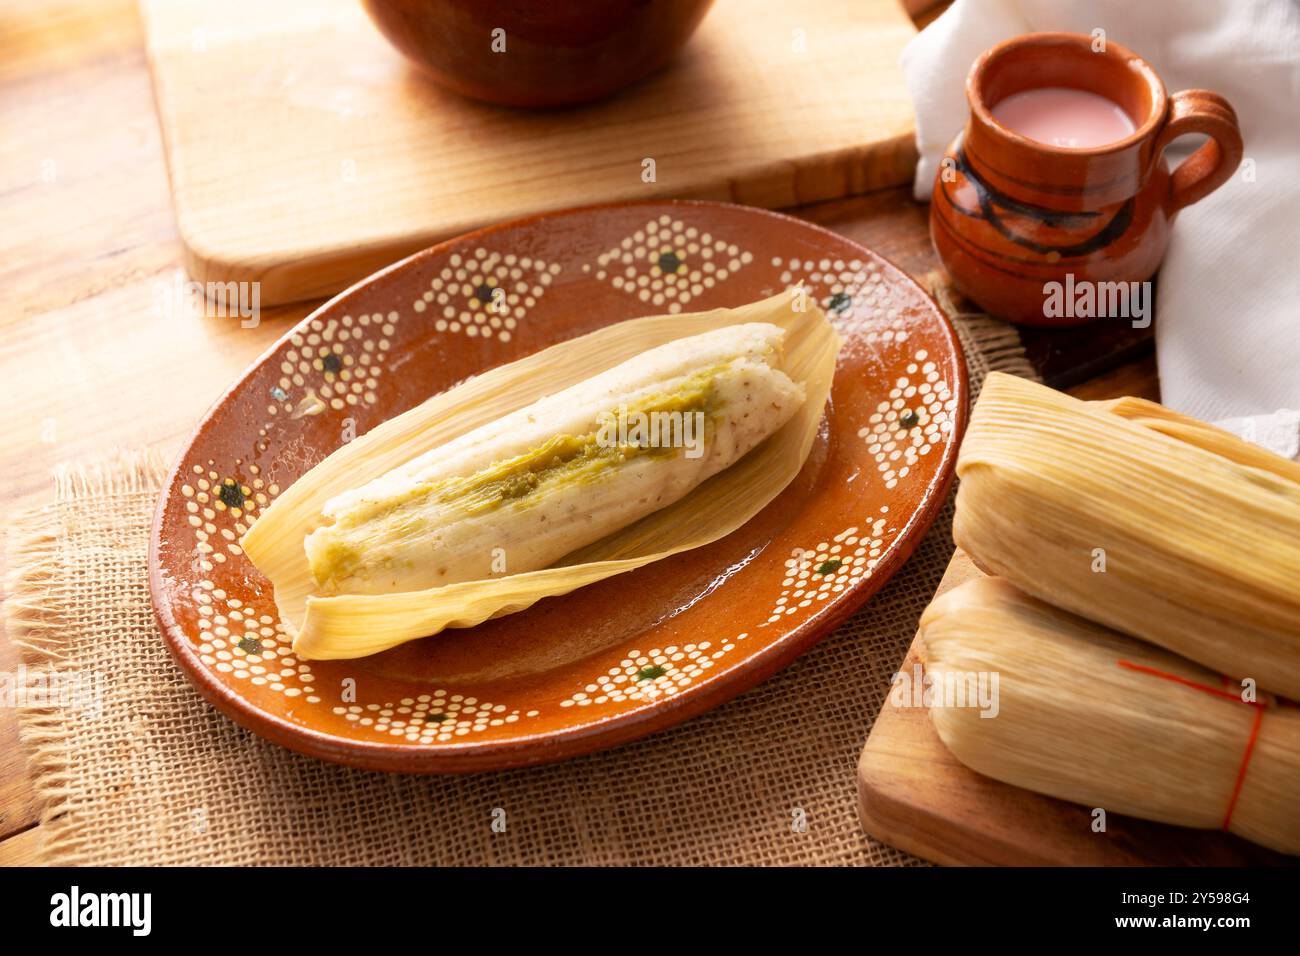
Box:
954 372 1300 699
921 577 1300 856
242 294 840 660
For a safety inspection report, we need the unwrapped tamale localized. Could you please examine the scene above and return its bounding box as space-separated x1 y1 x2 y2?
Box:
242 294 839 660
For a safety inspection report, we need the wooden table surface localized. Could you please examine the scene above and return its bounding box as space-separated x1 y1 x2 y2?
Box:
0 0 1157 866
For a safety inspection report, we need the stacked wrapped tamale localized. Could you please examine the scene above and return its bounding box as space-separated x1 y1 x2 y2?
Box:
919 372 1300 855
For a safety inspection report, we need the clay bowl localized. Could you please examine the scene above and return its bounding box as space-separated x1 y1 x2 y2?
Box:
149 200 967 773
361 0 716 107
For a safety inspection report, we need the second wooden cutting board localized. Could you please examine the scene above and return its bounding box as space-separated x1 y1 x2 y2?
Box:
140 0 920 306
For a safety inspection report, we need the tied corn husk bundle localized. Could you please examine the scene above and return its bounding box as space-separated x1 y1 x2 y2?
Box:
920 577 1300 856
242 294 840 660
954 372 1300 700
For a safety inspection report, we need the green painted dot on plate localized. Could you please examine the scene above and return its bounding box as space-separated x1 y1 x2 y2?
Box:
636 665 667 681
815 559 842 575
657 251 683 274
218 480 245 509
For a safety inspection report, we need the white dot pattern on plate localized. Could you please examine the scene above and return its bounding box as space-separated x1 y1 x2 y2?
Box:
268 311 401 418
560 637 750 708
761 520 894 626
193 585 320 702
181 460 318 706
413 246 559 342
771 256 911 340
332 695 540 744
180 461 279 570
858 348 956 490
590 214 753 313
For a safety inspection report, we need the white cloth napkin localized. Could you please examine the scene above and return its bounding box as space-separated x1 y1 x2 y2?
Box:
901 0 1300 459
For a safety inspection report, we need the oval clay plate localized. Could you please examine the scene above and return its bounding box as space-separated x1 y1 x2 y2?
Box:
150 201 967 773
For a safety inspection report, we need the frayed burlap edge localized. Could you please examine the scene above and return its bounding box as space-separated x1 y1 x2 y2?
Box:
923 274 1040 387
4 449 170 866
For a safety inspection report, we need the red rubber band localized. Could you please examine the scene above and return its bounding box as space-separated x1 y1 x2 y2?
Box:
1116 659 1266 831
1222 707 1265 831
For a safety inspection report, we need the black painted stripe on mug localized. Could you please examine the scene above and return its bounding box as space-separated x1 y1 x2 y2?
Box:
937 182 1128 266
931 204 1068 281
948 149 1135 257
952 148 1102 225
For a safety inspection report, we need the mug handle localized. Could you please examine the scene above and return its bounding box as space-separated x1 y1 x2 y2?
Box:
1155 90 1244 213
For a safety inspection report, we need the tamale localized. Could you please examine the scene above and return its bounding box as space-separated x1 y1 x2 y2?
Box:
304 323 802 596
242 293 840 660
954 372 1300 699
920 577 1300 857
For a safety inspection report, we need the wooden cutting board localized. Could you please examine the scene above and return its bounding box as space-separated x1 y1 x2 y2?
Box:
140 0 920 306
857 550 1294 866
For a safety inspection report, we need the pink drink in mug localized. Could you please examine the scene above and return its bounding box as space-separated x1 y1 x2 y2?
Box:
991 87 1136 149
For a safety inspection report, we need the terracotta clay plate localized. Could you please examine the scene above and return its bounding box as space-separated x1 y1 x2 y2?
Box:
150 201 967 773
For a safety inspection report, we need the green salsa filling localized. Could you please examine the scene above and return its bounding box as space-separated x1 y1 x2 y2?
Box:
311 366 726 587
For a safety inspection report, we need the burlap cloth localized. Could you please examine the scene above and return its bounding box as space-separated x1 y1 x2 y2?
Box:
3 285 1034 866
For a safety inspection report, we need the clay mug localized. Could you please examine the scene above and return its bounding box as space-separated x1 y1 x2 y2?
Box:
930 33 1243 327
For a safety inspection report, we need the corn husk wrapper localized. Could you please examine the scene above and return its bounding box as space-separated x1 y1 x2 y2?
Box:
242 294 840 660
954 372 1300 700
1096 395 1300 485
921 577 1300 856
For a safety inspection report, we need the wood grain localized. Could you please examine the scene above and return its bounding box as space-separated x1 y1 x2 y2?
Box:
0 0 318 851
0 0 1161 863
0 826 44 867
0 638 37 837
139 0 922 305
